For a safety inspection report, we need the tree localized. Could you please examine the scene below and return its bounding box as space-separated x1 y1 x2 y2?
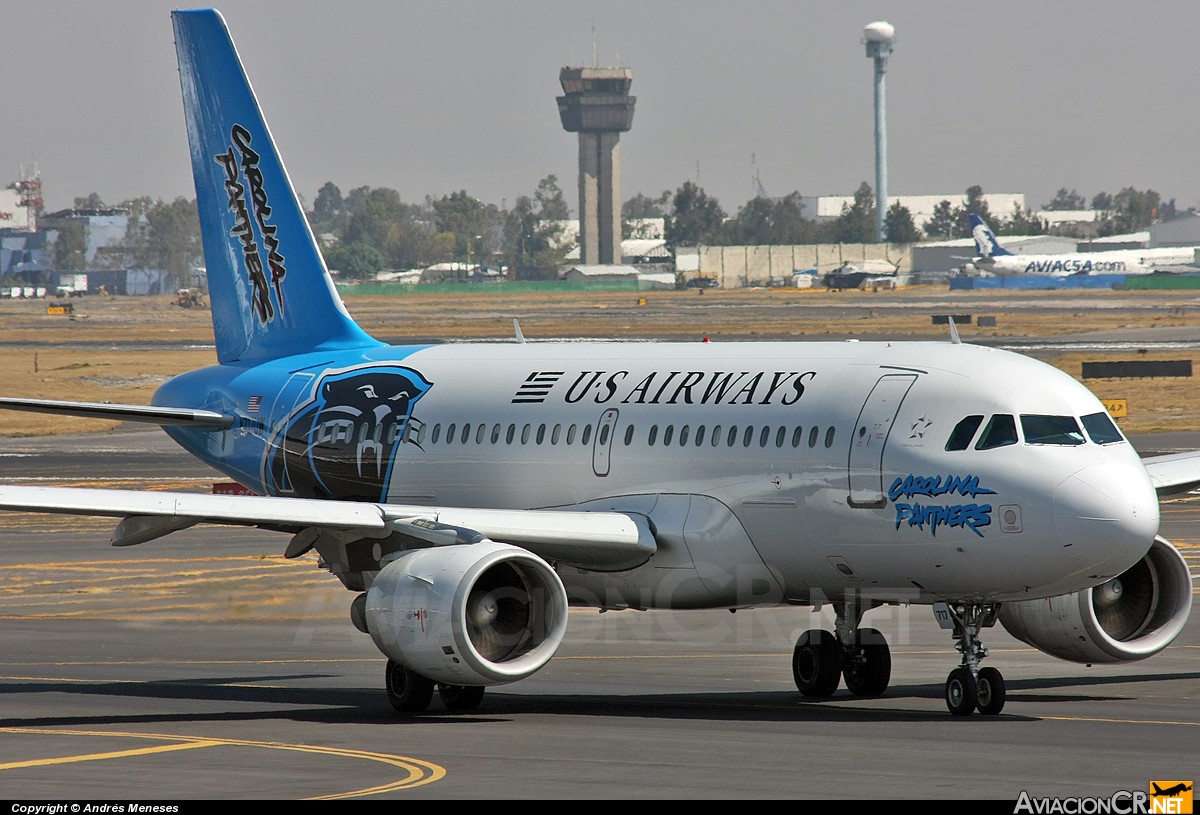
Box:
73 192 105 210
1044 188 1086 211
324 241 384 278
833 181 874 243
884 202 921 243
53 221 89 271
431 190 501 262
923 200 956 239
664 181 725 250
953 185 992 238
622 189 671 239
997 204 1047 236
501 175 572 277
311 181 345 231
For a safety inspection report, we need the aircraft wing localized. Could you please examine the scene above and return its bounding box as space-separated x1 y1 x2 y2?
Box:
0 485 655 571
0 397 233 428
1142 451 1200 498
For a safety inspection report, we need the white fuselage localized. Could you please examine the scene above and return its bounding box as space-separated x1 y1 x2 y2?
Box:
335 341 1158 608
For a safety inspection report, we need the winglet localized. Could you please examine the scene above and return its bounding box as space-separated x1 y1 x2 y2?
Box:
172 9 382 363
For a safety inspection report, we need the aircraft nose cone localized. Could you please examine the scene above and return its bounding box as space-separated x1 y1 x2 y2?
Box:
1053 463 1159 569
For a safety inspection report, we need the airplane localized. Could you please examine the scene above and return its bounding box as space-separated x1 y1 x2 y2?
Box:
969 213 1199 276
0 8 1197 718
1151 783 1193 798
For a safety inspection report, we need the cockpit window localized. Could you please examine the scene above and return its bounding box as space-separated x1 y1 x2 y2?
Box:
1021 414 1085 445
945 415 984 451
975 414 1018 450
1081 411 1125 445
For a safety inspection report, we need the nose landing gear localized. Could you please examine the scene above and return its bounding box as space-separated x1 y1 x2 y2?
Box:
937 602 1006 716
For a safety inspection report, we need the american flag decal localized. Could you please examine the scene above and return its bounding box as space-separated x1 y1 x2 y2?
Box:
247 395 262 413
511 371 563 403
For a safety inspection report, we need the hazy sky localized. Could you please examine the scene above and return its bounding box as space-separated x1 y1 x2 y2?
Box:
6 1 1200 217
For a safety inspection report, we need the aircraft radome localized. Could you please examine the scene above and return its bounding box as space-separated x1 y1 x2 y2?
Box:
0 9 1196 717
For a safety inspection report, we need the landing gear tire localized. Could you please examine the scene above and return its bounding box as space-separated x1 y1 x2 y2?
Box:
975 666 1006 716
793 630 842 697
945 667 977 716
842 627 892 697
386 659 434 713
438 683 486 711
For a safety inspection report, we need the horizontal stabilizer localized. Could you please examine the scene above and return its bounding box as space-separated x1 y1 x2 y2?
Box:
0 397 233 428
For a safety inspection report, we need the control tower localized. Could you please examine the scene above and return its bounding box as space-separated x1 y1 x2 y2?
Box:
557 67 636 266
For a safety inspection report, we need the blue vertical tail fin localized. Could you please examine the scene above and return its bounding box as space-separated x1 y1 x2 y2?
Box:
969 213 1011 258
172 9 382 363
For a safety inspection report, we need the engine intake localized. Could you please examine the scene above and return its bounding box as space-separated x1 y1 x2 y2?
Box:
363 541 568 686
998 536 1193 663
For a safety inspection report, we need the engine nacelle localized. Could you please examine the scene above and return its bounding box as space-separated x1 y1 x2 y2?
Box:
999 536 1193 664
363 541 568 686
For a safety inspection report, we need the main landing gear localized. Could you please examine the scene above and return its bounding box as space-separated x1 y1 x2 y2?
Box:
938 603 1006 716
790 600 1007 716
792 602 892 699
385 659 486 714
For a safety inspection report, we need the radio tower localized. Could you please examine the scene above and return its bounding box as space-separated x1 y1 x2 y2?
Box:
12 166 43 232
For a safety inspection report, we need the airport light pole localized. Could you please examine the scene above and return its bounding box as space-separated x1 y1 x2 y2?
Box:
864 21 895 243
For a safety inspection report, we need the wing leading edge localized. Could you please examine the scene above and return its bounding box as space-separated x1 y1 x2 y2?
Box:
0 485 656 571
1142 450 1200 498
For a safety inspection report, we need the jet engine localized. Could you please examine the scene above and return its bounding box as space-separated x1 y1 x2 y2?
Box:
998 537 1193 663
361 541 569 687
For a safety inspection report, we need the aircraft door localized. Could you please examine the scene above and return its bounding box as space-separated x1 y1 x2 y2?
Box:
265 370 319 494
592 408 619 477
847 373 917 508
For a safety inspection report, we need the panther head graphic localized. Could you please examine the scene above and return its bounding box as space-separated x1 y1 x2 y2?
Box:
265 365 432 501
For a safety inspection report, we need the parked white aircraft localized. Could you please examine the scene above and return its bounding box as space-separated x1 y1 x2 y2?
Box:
0 10 1196 717
970 214 1198 276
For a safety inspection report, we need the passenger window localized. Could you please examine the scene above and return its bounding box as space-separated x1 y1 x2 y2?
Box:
792 426 803 447
648 425 658 446
945 415 984 451
808 426 819 448
446 423 456 444
695 425 706 446
759 426 770 447
475 424 485 445
521 424 531 444
679 425 690 446
417 423 427 445
431 424 442 444
581 424 593 445
1082 412 1124 445
552 424 562 445
567 424 577 444
711 425 722 446
461 423 471 444
743 426 754 447
599 424 610 445
727 426 738 447
536 424 546 444
491 423 501 444
663 425 674 446
1021 415 1085 446
624 425 634 445
506 423 516 444
775 426 786 448
975 414 1018 450
825 427 835 448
